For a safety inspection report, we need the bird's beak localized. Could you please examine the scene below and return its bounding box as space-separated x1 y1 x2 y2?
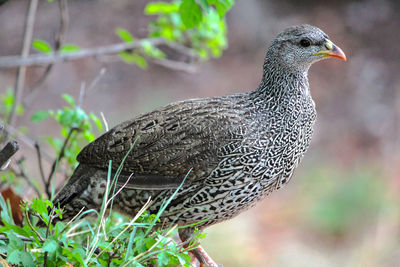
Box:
313 39 346 61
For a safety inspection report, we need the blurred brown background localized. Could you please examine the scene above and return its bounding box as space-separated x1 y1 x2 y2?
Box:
1 0 400 266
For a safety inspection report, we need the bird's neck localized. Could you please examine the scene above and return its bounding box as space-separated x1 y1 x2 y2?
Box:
253 62 310 103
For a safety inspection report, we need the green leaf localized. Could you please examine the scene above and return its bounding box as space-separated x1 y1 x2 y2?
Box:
144 2 179 14
0 195 13 225
115 28 134 43
31 198 48 218
62 94 76 107
5 231 23 251
31 110 49 123
89 113 103 131
179 0 203 28
7 250 35 267
207 0 234 17
157 251 170 266
118 52 148 69
60 44 80 53
32 39 52 54
42 238 59 254
176 253 191 265
83 131 95 142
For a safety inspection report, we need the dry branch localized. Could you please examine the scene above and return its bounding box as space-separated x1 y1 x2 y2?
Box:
0 38 165 68
7 0 39 131
0 141 19 169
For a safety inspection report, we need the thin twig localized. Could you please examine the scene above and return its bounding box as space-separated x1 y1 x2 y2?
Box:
11 158 41 197
100 112 109 132
34 142 46 185
0 38 165 68
0 234 34 242
0 141 19 169
46 207 55 238
78 82 86 108
77 67 107 108
63 206 86 236
25 209 45 242
151 57 198 73
23 0 70 106
162 41 199 58
55 0 69 49
105 173 133 207
6 0 38 135
45 127 77 198
85 67 106 94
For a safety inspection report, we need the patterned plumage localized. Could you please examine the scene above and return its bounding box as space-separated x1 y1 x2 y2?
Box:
53 24 346 266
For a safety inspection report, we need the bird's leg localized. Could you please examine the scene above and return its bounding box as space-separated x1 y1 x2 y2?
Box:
178 228 219 267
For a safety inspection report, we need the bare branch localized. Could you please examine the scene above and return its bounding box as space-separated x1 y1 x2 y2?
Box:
0 141 19 170
0 38 165 68
162 41 199 58
6 0 39 132
23 0 70 106
85 67 106 94
46 127 77 198
151 58 198 73
0 121 52 163
11 158 41 197
56 0 69 49
78 68 107 108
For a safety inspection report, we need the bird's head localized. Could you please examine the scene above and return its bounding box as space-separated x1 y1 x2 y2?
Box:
266 24 346 74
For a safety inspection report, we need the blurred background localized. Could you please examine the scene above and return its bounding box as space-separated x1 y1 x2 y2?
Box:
1 0 400 266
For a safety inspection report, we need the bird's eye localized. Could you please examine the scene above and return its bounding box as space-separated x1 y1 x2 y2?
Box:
300 38 311 47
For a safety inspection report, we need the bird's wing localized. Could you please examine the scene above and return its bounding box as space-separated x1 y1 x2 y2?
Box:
77 97 246 189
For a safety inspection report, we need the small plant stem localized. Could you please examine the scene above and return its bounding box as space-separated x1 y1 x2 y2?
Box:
24 210 44 242
46 127 77 198
34 142 46 186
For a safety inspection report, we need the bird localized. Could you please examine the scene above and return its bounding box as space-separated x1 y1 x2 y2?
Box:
52 24 346 266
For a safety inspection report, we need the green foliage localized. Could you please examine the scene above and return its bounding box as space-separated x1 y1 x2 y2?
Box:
179 0 203 28
115 28 167 68
119 51 148 69
116 28 135 43
33 40 80 54
32 39 52 54
146 0 232 59
0 177 203 266
145 1 180 14
60 44 81 53
0 88 24 117
30 1 233 67
206 0 235 18
31 94 102 169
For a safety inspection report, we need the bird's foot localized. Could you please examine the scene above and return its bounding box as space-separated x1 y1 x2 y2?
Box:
191 245 219 267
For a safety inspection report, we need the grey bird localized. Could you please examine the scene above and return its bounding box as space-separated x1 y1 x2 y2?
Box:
52 24 346 266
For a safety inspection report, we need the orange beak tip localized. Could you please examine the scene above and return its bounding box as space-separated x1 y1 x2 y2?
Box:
331 45 346 61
